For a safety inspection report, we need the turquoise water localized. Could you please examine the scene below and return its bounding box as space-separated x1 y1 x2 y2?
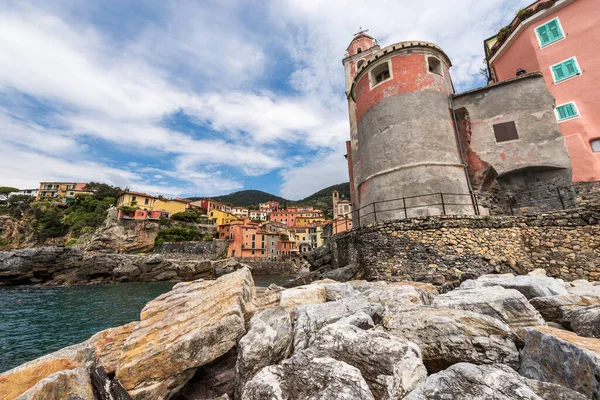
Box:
0 276 290 373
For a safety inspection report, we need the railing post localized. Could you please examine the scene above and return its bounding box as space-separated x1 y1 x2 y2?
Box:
557 187 565 209
402 197 407 219
356 207 361 228
471 193 480 216
440 193 446 216
372 202 377 223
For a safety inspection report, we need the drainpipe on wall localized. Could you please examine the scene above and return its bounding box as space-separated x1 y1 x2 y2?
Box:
449 95 475 199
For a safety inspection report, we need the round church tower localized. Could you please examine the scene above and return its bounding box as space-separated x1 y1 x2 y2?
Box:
348 40 474 223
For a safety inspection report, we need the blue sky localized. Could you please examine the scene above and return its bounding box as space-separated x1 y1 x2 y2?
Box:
0 0 529 200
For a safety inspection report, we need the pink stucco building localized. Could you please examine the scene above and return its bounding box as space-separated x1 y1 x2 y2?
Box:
485 0 600 182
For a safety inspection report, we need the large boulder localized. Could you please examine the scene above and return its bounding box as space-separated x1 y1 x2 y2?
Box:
524 377 589 400
562 305 600 338
322 262 360 282
305 323 427 399
235 306 293 399
292 297 384 351
310 281 359 301
87 321 137 374
115 267 255 399
529 294 600 323
241 354 375 400
14 366 95 400
279 285 326 309
460 275 568 299
0 342 95 400
405 363 543 400
383 307 519 372
432 287 545 333
519 326 600 399
362 285 434 309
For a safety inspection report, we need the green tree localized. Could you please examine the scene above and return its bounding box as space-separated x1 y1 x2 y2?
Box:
62 195 115 236
83 182 124 200
32 204 68 239
0 186 19 197
155 227 202 246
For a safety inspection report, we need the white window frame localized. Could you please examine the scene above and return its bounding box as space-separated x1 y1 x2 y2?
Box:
369 59 393 89
554 101 581 123
535 17 566 49
549 56 581 84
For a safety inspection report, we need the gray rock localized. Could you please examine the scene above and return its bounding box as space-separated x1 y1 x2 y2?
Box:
235 307 292 399
519 326 600 399
311 282 359 301
432 287 545 333
14 366 95 400
362 285 434 310
529 294 600 323
405 363 543 400
241 355 375 400
322 263 360 282
336 311 375 329
562 305 600 338
383 307 519 373
460 276 568 299
567 283 600 297
305 323 427 399
524 377 589 400
293 296 384 351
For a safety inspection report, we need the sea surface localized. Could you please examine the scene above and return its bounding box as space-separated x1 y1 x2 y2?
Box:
0 275 292 373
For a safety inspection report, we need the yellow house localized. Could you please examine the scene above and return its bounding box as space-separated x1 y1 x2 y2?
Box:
117 192 189 216
295 216 326 227
37 182 88 201
208 209 240 226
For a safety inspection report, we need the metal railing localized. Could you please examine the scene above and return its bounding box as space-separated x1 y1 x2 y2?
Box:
352 181 600 228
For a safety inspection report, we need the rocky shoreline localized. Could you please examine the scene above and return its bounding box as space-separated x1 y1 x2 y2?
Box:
1 267 599 399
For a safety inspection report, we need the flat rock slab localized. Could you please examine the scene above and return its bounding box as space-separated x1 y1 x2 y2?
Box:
383 307 519 373
406 363 543 400
242 355 375 400
304 323 427 399
115 267 255 400
563 305 600 338
460 275 568 299
529 294 600 323
0 342 95 400
87 321 137 375
293 296 384 351
279 285 326 309
519 326 600 399
14 366 95 400
432 287 545 333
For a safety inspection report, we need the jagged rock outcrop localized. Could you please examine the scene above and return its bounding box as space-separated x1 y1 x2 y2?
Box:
405 363 543 400
235 306 293 400
432 287 545 333
383 307 519 372
519 326 600 399
0 342 95 400
460 275 569 299
562 305 600 338
304 323 427 399
529 294 600 323
87 322 137 375
114 268 255 399
0 247 217 286
242 354 375 400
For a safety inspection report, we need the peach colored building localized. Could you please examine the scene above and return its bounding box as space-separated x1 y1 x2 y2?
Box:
218 219 268 259
485 0 600 182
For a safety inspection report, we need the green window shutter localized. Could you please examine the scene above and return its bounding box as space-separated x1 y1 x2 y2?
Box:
564 59 578 75
556 103 578 121
552 64 565 81
547 20 563 41
537 25 550 45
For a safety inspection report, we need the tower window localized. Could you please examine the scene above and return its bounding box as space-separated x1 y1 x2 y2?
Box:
591 140 600 153
493 121 519 143
356 47 362 53
428 57 443 76
371 61 391 87
356 59 365 69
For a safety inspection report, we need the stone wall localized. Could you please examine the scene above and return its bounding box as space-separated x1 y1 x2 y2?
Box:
155 240 227 259
327 206 599 290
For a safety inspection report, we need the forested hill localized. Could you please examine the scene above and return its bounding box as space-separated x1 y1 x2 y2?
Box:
188 183 351 212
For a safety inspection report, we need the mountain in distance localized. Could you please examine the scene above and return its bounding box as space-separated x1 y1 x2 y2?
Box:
188 183 351 213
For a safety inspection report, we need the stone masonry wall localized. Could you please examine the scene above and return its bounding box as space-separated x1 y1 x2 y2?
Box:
154 240 227 259
329 206 599 290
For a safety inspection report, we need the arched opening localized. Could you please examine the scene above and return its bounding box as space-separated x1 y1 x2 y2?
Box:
356 59 365 69
428 56 443 76
356 47 362 53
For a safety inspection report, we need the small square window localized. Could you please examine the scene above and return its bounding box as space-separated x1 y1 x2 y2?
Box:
590 140 600 153
535 17 564 47
370 61 392 87
551 57 580 83
555 102 580 122
493 121 519 142
427 57 443 76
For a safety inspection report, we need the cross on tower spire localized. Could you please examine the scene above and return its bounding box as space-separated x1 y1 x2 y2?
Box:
353 26 369 36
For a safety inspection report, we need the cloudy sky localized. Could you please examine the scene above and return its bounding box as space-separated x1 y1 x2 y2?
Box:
0 0 529 199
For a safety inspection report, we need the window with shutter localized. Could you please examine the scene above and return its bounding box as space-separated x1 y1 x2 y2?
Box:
493 121 519 143
555 102 580 122
536 18 565 47
551 57 580 83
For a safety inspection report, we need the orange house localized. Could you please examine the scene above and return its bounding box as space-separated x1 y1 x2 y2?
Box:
485 0 600 182
218 219 268 258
